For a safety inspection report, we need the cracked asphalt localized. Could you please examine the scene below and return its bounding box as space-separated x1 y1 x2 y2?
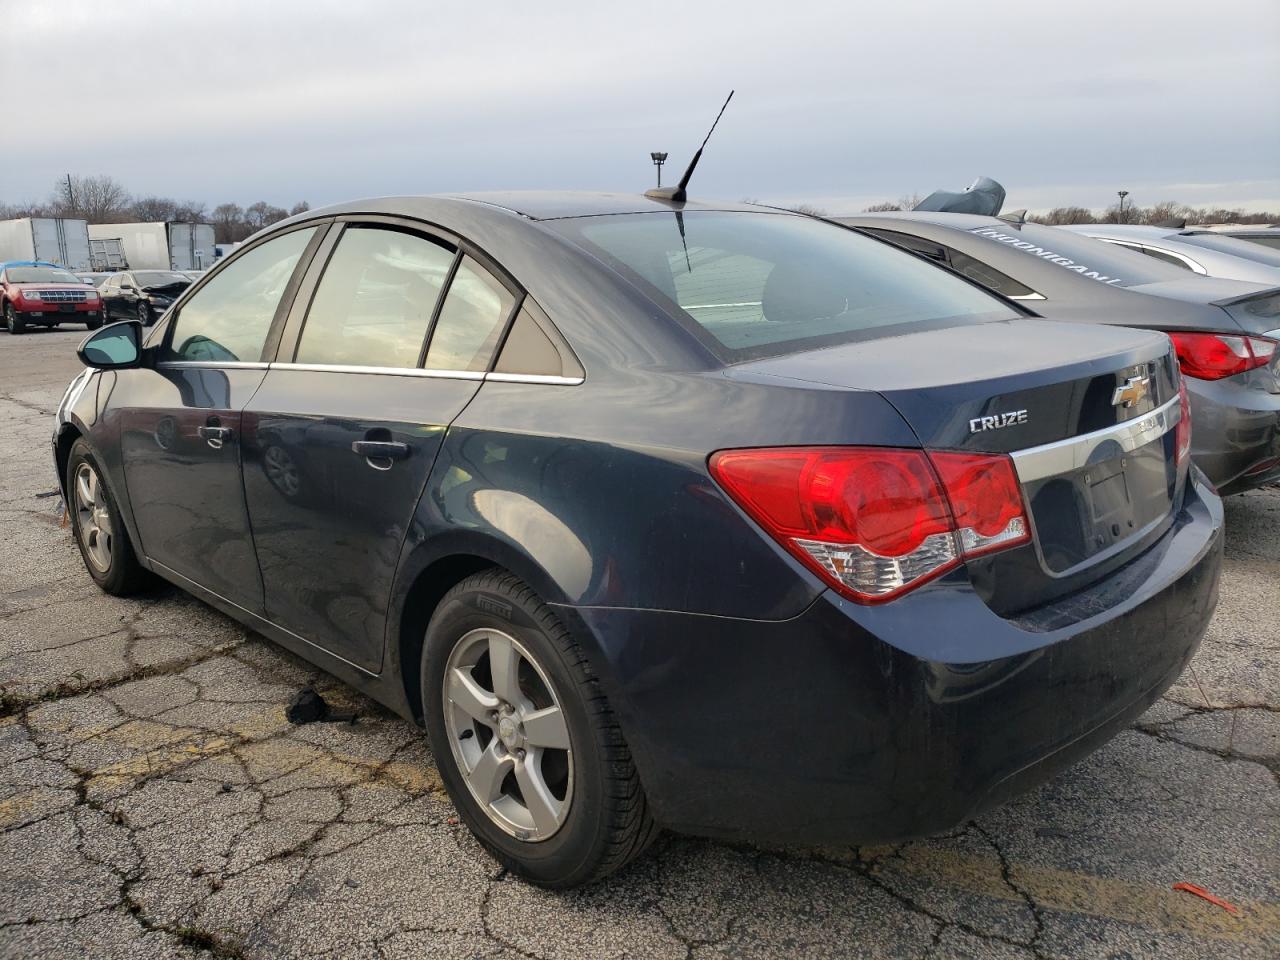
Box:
2 328 1277 960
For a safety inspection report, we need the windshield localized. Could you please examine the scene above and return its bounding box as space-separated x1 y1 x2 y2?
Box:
1176 233 1280 267
134 271 191 288
5 267 83 284
552 212 1014 360
966 224 1190 287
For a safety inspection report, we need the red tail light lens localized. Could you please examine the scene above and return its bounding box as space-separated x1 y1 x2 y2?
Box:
1167 332 1278 380
1176 378 1192 467
709 447 1030 603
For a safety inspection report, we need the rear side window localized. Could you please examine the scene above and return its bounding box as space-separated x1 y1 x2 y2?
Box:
423 256 517 372
1138 246 1194 270
553 212 1013 361
166 227 316 362
295 226 455 368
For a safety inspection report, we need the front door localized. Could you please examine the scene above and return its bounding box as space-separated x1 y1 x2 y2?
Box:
118 224 321 611
241 223 520 671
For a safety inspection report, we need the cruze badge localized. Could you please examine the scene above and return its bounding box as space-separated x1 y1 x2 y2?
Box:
969 410 1029 433
1112 375 1150 408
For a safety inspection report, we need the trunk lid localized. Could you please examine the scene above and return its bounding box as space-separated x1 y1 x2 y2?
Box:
731 318 1184 610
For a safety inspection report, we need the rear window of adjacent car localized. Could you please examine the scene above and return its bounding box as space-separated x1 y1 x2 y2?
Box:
552 212 1015 361
967 225 1189 287
1176 232 1280 267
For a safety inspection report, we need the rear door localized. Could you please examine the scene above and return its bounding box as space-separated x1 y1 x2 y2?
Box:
117 223 324 610
241 219 521 671
32 219 63 266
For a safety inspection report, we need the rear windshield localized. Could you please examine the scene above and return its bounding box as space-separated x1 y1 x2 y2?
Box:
1176 233 1280 267
966 225 1190 287
4 267 82 284
551 212 1014 360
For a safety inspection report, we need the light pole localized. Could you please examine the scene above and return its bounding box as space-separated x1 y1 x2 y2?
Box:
650 152 668 188
1117 190 1129 223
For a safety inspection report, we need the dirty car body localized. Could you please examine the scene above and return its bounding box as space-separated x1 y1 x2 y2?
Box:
836 212 1280 495
53 193 1223 868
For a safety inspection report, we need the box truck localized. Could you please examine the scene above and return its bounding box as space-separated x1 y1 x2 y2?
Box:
0 217 93 270
87 222 217 271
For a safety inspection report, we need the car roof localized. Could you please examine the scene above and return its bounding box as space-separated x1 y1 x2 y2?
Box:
1060 224 1177 239
833 210 1006 230
0 260 63 270
442 190 765 221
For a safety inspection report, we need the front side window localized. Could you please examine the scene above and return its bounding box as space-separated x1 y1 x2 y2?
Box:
423 256 517 371
553 212 1014 360
166 227 316 362
295 226 455 368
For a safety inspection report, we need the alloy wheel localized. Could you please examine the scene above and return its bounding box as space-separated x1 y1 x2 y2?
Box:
73 462 113 573
443 627 573 841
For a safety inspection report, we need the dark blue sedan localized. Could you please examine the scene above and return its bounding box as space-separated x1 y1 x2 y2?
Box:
55 192 1223 887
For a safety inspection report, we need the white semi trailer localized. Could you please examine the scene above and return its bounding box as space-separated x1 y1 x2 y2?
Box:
87 222 217 271
0 217 93 270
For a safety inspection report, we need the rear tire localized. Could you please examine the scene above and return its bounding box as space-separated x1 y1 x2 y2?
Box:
6 304 26 334
422 571 658 888
66 439 149 595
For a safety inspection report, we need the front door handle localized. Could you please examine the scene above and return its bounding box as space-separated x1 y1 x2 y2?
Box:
198 425 233 449
351 440 410 465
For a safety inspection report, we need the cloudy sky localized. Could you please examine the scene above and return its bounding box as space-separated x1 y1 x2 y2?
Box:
4 0 1278 215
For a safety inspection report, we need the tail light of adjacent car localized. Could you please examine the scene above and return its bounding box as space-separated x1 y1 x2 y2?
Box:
1167 331 1277 380
709 446 1030 604
1175 379 1192 468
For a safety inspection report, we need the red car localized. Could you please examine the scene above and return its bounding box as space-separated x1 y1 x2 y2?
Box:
1 261 104 334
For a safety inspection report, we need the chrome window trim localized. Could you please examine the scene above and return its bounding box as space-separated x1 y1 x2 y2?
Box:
1006 292 1047 301
268 362 485 380
151 360 585 385
485 371 585 386
157 360 271 370
1011 394 1181 483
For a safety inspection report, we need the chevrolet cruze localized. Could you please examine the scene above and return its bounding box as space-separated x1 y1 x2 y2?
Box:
54 193 1223 887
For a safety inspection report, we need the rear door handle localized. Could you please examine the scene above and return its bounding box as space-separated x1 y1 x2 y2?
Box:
351 440 410 466
198 425 233 449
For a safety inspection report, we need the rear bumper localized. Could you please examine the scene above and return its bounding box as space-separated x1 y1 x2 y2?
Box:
560 474 1223 845
1187 377 1280 495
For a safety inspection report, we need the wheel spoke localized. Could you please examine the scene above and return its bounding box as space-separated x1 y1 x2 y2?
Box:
487 632 522 705
76 471 94 508
447 666 499 724
466 741 512 802
515 758 562 836
521 705 570 751
87 469 99 504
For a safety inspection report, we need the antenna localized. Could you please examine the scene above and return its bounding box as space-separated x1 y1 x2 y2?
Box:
645 90 734 204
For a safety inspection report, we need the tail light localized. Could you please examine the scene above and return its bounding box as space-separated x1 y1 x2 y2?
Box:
1167 332 1277 380
709 446 1030 604
1175 379 1192 467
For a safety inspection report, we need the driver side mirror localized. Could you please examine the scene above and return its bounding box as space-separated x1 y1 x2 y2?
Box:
78 320 143 369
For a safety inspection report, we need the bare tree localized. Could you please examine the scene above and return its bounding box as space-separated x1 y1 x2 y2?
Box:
289 201 311 216
131 196 178 222
863 201 902 212
245 201 288 231
53 175 131 223
897 193 923 211
1031 206 1097 225
172 201 209 223
211 203 246 242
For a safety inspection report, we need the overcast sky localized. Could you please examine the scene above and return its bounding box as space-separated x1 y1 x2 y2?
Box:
4 0 1278 215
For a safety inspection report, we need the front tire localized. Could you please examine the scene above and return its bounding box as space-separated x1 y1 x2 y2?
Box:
422 571 658 888
66 439 149 595
6 304 26 334
137 301 152 326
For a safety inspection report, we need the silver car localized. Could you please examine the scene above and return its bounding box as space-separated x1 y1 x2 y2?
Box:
1062 224 1280 284
1183 226 1280 252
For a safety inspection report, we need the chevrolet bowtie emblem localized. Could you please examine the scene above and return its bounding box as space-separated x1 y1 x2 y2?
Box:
1112 375 1150 408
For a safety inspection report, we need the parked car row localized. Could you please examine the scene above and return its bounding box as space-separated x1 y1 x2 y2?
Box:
0 262 197 334
49 186 1265 889
835 212 1280 494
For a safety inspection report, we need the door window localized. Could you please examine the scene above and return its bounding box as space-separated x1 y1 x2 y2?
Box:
294 226 455 368
165 227 316 363
423 256 518 371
